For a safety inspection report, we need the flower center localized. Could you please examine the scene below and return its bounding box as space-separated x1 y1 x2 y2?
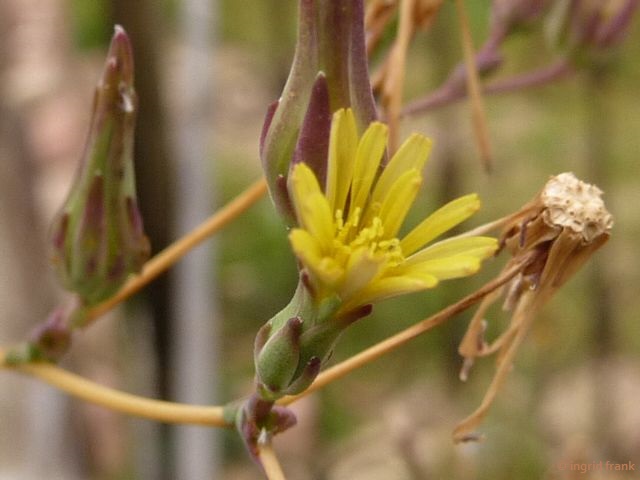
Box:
332 207 405 269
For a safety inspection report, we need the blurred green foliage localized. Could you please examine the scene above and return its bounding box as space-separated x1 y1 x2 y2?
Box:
69 0 111 49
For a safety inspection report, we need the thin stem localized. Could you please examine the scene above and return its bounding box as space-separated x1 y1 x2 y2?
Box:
279 255 531 406
383 0 415 154
83 178 267 325
0 180 266 430
452 291 537 442
402 59 573 117
454 0 493 171
449 204 539 240
484 59 573 95
454 215 512 238
0 347 230 427
258 436 287 480
0 251 528 430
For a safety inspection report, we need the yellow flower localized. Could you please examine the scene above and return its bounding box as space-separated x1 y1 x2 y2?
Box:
288 108 497 312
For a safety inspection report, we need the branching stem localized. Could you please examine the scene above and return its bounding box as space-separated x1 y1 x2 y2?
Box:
0 209 529 433
402 59 573 117
0 253 526 429
0 347 229 427
258 436 287 480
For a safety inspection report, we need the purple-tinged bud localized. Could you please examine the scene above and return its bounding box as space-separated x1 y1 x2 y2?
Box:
28 306 73 361
491 0 550 35
5 305 75 364
292 73 331 188
49 26 150 306
545 0 639 62
233 394 298 461
260 0 377 221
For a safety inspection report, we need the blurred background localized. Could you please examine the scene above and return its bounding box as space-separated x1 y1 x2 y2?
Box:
0 0 639 479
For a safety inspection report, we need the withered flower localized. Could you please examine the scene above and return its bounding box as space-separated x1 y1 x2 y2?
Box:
454 172 612 442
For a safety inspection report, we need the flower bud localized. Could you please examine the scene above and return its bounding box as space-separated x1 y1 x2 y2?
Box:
260 0 378 220
253 283 361 400
255 316 303 396
49 26 150 306
545 0 639 63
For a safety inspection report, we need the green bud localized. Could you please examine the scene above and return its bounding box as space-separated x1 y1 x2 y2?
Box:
253 281 371 400
49 26 150 306
255 316 303 397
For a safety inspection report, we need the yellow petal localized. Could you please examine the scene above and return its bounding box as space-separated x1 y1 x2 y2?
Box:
401 255 482 281
370 133 432 207
290 163 335 250
340 247 384 301
345 272 438 308
289 228 343 286
400 194 481 256
349 122 388 216
325 109 358 213
403 236 498 267
374 169 422 240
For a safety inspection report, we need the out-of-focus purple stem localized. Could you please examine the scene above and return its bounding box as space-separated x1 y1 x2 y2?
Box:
402 58 573 117
484 58 573 94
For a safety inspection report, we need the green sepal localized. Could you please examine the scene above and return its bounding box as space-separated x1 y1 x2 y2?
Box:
256 317 303 396
285 356 321 395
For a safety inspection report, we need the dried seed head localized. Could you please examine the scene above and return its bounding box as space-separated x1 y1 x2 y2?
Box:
454 173 613 442
541 172 613 242
497 172 612 296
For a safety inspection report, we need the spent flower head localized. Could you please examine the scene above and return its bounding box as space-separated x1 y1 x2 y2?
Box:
288 108 498 313
454 172 612 442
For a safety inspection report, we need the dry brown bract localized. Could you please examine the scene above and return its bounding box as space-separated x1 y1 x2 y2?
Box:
454 172 613 442
366 0 445 153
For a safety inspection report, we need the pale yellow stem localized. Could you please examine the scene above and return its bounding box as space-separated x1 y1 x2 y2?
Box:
452 291 537 443
454 215 512 239
450 202 541 241
84 178 267 325
454 0 493 171
0 180 267 429
258 437 287 480
0 254 529 429
279 255 531 406
0 347 230 427
383 0 415 154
